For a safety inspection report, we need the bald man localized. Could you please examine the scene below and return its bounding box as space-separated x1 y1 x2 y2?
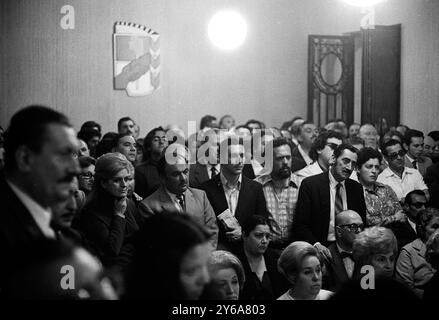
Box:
324 210 364 291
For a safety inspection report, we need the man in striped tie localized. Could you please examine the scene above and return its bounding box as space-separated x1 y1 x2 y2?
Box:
291 144 367 263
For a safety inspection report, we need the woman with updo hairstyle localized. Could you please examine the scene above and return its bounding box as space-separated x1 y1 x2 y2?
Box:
352 226 398 279
76 152 139 271
396 208 439 298
277 241 333 300
201 250 245 300
125 213 211 300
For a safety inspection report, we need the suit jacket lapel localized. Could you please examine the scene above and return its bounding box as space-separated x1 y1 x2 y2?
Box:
157 187 177 212
234 176 249 222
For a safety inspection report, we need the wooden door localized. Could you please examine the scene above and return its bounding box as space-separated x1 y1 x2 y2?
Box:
361 24 401 130
308 35 354 127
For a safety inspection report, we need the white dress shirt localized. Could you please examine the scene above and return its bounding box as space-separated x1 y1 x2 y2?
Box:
376 167 428 201
220 172 242 216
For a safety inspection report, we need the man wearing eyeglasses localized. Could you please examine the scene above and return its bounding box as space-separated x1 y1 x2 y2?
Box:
377 139 429 203
291 144 367 263
387 189 428 250
295 131 344 184
324 210 363 291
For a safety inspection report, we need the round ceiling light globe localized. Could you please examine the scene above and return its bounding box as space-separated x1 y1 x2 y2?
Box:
208 10 247 50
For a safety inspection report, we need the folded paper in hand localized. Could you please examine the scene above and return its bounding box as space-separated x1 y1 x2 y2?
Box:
217 209 240 231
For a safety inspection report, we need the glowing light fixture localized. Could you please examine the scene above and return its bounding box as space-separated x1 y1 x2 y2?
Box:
342 0 387 7
208 10 247 50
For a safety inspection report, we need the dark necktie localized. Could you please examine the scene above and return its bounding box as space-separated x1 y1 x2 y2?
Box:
340 251 353 260
176 194 185 212
335 183 343 215
412 160 418 169
210 166 218 178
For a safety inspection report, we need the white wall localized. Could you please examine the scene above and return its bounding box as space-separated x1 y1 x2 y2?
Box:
0 0 437 136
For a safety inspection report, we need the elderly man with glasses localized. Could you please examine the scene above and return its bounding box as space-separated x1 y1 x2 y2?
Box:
377 139 429 203
323 210 364 291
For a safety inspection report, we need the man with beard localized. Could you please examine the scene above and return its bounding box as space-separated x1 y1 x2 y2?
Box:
377 139 429 202
201 136 268 251
291 144 366 263
0 105 81 293
139 144 218 249
255 137 300 251
403 129 433 177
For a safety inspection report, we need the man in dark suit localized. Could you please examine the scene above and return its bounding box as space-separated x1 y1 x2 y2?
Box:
201 136 268 251
387 189 427 250
139 144 218 249
0 105 81 291
291 143 367 261
324 210 364 291
290 121 318 172
425 162 439 209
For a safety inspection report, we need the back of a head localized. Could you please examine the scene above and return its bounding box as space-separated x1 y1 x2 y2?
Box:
330 277 419 301
4 105 71 172
125 213 209 300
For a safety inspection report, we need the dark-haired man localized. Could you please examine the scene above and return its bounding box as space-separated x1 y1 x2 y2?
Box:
403 129 432 177
0 105 81 289
291 144 366 262
377 139 429 202
255 138 300 250
139 145 218 249
117 116 136 136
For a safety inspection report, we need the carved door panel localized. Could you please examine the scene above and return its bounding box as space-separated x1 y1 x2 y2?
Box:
308 35 354 127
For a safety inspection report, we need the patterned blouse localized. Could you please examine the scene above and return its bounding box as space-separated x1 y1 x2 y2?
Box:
363 182 402 226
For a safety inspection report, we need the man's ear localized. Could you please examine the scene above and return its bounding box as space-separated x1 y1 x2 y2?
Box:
403 143 409 151
329 155 336 166
15 145 34 172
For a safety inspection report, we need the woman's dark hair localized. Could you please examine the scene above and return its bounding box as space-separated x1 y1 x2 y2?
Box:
241 215 269 236
95 132 118 158
124 213 210 300
142 126 165 160
357 147 383 169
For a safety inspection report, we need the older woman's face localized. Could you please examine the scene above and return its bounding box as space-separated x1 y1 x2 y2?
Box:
292 255 322 299
243 224 271 256
358 158 380 185
101 168 131 198
425 216 439 242
370 251 396 278
180 243 210 300
208 267 240 300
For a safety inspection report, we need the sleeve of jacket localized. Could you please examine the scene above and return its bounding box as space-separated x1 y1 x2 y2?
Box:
79 208 127 259
202 191 219 250
290 179 318 244
255 183 269 218
395 246 417 294
137 199 156 220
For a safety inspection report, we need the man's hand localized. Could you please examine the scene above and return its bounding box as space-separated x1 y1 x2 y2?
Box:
225 225 242 242
314 242 332 264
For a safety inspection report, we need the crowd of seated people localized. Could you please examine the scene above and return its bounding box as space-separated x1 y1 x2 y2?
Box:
1 104 439 301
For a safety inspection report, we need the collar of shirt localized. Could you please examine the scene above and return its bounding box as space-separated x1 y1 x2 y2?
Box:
336 243 353 258
165 187 184 211
207 163 220 171
363 182 386 194
298 145 313 165
6 179 55 239
406 154 416 163
407 218 417 234
220 172 242 191
328 169 345 190
382 167 415 179
257 173 299 189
